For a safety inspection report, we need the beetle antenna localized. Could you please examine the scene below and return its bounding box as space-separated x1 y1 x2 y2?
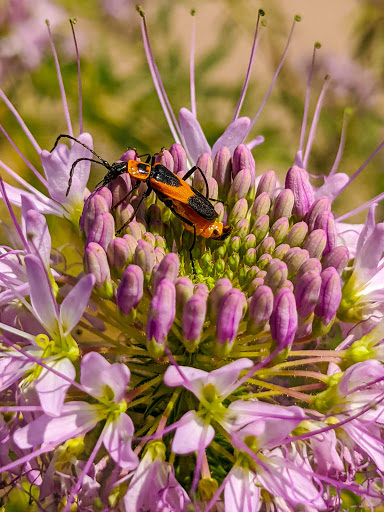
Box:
66 157 110 196
51 134 110 167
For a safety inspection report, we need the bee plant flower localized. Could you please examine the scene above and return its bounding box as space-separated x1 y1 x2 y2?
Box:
0 7 384 512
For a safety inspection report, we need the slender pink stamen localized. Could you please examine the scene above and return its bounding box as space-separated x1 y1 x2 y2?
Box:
303 75 331 168
0 177 30 250
190 10 197 118
336 191 384 221
0 124 47 187
138 7 182 144
329 108 351 176
232 9 265 122
0 445 56 474
46 20 73 138
70 19 83 134
0 406 43 412
0 89 41 154
0 275 35 316
299 42 321 153
247 15 301 134
334 138 384 199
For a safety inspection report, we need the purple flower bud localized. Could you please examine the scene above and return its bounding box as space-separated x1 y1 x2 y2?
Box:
270 189 294 224
146 279 176 355
170 144 187 175
294 270 322 318
285 165 314 220
258 253 272 270
134 239 156 277
248 285 274 330
273 243 290 260
295 257 322 282
209 278 232 319
269 217 289 244
283 247 309 277
142 232 155 247
242 233 257 253
121 149 138 161
270 288 298 350
213 146 232 193
303 229 327 259
229 236 242 254
314 268 342 325
192 153 213 192
81 194 110 236
248 277 265 294
194 283 209 298
229 199 249 224
306 196 331 231
216 288 246 353
116 265 144 315
251 192 271 222
236 218 250 238
175 277 194 311
155 149 174 172
109 174 131 209
85 242 112 293
232 144 255 188
107 238 133 270
86 212 115 252
244 248 257 267
153 253 180 293
123 234 138 255
182 293 207 350
258 236 276 257
282 280 294 292
95 186 113 209
256 270 267 280
148 204 162 223
228 168 252 201
256 170 276 199
154 247 165 264
207 177 219 201
322 245 350 275
251 214 269 243
286 221 308 247
314 211 336 255
264 259 288 292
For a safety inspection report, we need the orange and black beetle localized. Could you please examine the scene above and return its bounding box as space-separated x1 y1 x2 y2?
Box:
52 135 232 272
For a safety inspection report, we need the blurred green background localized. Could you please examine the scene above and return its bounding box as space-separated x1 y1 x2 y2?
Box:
0 0 383 226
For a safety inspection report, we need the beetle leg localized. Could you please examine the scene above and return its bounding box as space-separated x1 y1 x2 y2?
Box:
66 157 108 196
111 180 141 210
116 185 152 235
182 166 209 199
167 204 197 274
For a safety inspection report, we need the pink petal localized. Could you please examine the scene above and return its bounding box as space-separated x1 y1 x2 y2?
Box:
207 358 253 398
24 254 58 332
60 274 95 334
14 401 101 449
314 173 349 203
257 453 326 510
103 413 138 469
211 117 251 159
81 352 130 401
24 209 51 267
179 108 211 164
66 133 93 192
224 466 260 512
228 402 305 449
163 365 207 398
172 411 214 454
35 358 76 417
344 419 384 471
0 353 33 391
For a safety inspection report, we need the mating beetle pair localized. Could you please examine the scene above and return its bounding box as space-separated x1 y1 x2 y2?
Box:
52 135 232 272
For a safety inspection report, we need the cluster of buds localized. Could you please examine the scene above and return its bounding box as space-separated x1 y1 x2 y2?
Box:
81 143 347 361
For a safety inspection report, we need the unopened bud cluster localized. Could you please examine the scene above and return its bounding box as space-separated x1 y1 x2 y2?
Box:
81 144 348 359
